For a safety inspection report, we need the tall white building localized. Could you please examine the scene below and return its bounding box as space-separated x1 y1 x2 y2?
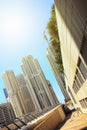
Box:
21 55 58 111
46 47 70 102
2 71 29 117
55 0 87 112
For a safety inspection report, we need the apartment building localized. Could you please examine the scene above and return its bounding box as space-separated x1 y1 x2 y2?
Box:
55 0 87 112
47 80 59 105
21 55 58 112
2 71 30 117
0 102 15 126
16 74 35 113
46 47 70 102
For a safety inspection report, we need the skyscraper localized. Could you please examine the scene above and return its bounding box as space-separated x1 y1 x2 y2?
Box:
3 88 8 99
16 74 35 113
2 71 28 117
46 80 59 105
21 55 58 111
55 0 87 113
46 47 70 102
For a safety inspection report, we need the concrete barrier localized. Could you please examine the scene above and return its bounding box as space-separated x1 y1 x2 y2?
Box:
22 105 65 130
33 105 65 130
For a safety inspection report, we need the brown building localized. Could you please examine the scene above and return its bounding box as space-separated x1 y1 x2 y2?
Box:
0 102 16 126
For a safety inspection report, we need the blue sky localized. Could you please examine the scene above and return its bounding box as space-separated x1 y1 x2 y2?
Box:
0 0 64 103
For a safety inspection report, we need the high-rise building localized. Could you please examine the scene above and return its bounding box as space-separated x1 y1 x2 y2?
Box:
2 71 28 117
55 0 87 113
3 88 8 99
46 80 59 105
16 74 35 113
0 102 16 126
46 47 70 102
21 55 58 111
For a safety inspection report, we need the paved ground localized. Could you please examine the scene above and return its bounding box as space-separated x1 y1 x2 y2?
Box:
56 111 87 130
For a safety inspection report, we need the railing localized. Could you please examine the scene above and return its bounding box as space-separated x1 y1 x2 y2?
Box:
0 118 26 130
0 105 59 130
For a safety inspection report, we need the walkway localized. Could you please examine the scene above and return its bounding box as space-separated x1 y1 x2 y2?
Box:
56 111 87 130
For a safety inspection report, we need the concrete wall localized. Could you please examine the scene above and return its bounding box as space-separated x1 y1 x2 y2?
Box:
33 105 65 130
2 105 65 130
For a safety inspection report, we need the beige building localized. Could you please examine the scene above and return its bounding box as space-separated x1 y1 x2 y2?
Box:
55 0 87 112
46 47 70 102
0 102 16 126
47 80 59 105
2 71 29 117
16 74 35 113
21 55 58 112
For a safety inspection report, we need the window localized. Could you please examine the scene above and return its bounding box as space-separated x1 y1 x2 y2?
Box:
72 67 85 94
76 69 84 85
75 76 81 89
81 36 87 64
68 87 77 104
79 98 87 108
72 81 79 94
79 60 87 79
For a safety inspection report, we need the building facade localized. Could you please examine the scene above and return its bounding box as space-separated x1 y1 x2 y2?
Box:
46 47 70 102
21 55 58 112
46 80 59 105
2 71 30 117
16 74 35 113
0 102 16 126
55 0 87 112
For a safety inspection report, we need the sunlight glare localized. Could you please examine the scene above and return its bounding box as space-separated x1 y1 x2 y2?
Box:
1 11 27 41
0 5 39 51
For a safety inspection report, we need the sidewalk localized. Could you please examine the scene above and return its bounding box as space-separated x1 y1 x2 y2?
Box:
56 111 87 130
